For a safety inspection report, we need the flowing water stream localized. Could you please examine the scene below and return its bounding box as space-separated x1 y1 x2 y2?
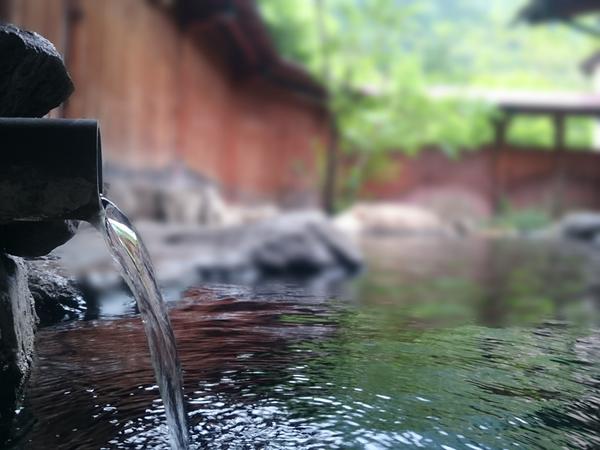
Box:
94 196 189 449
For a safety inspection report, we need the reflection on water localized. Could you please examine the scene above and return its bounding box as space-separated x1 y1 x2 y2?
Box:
5 237 600 449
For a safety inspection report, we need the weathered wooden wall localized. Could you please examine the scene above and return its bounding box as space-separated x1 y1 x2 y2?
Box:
5 0 67 53
63 0 180 169
362 146 600 216
2 0 328 206
13 0 593 215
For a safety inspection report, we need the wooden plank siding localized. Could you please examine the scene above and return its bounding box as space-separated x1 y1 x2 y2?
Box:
2 0 329 206
360 147 600 216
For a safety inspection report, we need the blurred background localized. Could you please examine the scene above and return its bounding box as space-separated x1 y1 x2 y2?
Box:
3 0 600 291
2 0 600 224
3 3 600 448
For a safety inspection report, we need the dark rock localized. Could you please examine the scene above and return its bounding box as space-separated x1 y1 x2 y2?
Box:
0 24 74 118
0 24 78 444
560 213 600 242
26 259 86 326
50 212 363 291
0 253 37 444
0 24 79 257
253 229 332 275
0 220 79 257
251 213 361 276
157 211 362 282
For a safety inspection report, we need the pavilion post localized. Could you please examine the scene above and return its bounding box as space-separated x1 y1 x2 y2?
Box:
322 118 339 215
552 113 566 217
491 115 509 214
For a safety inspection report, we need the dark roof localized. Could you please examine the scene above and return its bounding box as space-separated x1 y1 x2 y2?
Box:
429 87 600 117
169 0 327 102
496 92 600 116
518 0 600 23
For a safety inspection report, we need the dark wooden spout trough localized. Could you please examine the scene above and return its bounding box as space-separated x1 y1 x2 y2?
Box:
0 24 103 257
0 118 103 222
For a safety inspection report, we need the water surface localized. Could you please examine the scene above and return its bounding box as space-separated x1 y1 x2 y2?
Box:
7 237 600 449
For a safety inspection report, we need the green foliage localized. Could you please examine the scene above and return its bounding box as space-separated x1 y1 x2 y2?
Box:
258 1 320 67
565 117 596 149
257 0 597 200
507 116 596 149
491 205 553 232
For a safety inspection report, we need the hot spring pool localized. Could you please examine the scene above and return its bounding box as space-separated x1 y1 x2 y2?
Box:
5 237 600 449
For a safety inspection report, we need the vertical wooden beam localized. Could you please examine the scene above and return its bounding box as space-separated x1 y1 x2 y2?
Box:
552 113 566 217
0 0 14 22
315 0 337 214
55 0 73 118
59 0 82 119
322 117 339 214
491 115 508 214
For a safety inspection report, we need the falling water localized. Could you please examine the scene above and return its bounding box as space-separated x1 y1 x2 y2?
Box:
93 196 189 449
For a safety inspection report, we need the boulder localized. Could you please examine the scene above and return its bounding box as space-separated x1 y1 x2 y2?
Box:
0 24 78 444
0 24 78 257
334 202 452 236
560 212 600 242
0 253 37 443
0 24 73 117
52 212 363 290
250 212 362 275
27 259 86 326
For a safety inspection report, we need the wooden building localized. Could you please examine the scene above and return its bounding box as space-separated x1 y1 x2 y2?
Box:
362 91 600 219
0 0 329 207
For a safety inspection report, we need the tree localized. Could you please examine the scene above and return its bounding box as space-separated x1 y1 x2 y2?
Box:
258 0 596 207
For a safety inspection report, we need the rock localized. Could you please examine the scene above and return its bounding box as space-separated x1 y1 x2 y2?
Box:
0 24 74 118
51 212 363 289
0 220 79 257
104 166 228 226
0 24 78 258
0 24 80 444
222 203 279 226
26 259 86 326
158 183 226 225
250 212 362 275
169 211 363 279
334 202 451 236
0 253 37 444
560 212 600 242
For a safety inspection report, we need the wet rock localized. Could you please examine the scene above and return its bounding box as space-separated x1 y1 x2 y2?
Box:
0 24 74 118
0 24 78 444
0 24 78 258
0 253 37 443
52 212 363 291
251 212 362 275
26 259 86 326
160 211 362 281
